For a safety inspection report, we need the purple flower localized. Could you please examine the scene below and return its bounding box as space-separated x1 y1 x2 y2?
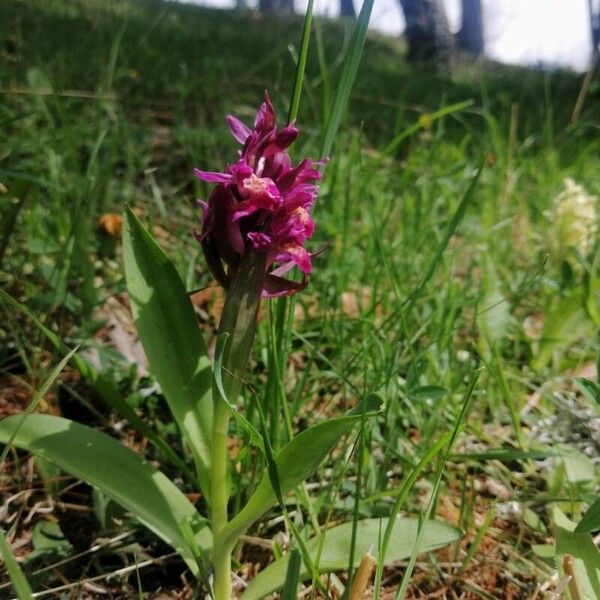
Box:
194 91 325 297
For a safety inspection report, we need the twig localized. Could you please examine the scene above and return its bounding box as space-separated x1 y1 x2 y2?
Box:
349 552 376 600
571 51 598 124
10 552 178 599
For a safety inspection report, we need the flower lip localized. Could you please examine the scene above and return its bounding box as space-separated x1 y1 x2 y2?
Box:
242 173 278 197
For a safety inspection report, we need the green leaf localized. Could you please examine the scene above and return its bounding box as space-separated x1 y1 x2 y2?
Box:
241 517 461 600
523 507 547 534
213 332 265 454
553 506 600 600
532 543 556 567
576 497 600 534
320 0 374 157
347 392 384 415
122 207 213 495
576 378 600 409
250 414 361 509
281 548 302 600
25 521 73 565
478 258 511 353
409 386 448 401
0 529 34 600
0 414 211 575
217 414 366 554
532 295 592 371
287 0 314 124
559 445 595 485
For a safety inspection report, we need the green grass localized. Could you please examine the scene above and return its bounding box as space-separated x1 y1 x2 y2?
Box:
1 0 599 597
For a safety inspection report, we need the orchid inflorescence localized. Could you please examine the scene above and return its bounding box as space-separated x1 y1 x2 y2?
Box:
194 91 326 297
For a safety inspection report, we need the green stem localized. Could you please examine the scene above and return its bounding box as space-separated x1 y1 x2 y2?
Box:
210 251 266 600
211 399 232 536
212 542 233 600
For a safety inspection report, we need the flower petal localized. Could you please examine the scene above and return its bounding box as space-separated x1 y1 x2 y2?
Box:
282 184 319 210
226 115 252 144
247 231 272 250
263 125 299 156
275 243 312 274
254 91 277 132
194 168 232 184
263 273 308 298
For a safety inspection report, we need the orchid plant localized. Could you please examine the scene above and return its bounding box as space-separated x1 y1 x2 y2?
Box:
195 93 330 598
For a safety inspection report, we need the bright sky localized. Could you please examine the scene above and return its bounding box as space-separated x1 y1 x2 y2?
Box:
181 0 593 71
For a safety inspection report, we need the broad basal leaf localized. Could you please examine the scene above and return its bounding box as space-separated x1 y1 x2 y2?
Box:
553 506 600 600
242 517 461 600
219 414 370 552
532 296 592 371
123 207 213 495
0 415 211 575
576 497 600 534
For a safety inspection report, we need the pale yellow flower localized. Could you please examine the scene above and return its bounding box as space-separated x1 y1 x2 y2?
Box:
550 178 597 257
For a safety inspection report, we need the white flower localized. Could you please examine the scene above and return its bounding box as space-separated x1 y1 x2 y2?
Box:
550 178 598 257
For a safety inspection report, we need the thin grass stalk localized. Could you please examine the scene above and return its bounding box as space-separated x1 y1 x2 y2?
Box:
342 159 484 387
344 403 368 598
287 0 314 125
394 374 479 600
320 0 374 158
0 530 33 600
372 432 452 599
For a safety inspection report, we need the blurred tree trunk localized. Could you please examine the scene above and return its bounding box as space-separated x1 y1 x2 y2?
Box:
457 0 484 56
398 0 453 63
590 0 600 55
340 0 356 18
259 0 294 14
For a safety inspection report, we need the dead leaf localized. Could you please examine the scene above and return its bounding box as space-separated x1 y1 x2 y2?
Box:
522 312 544 340
98 213 123 237
94 295 148 376
341 291 360 318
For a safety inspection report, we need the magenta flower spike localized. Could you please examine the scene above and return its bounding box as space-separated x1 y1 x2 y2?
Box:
194 91 326 298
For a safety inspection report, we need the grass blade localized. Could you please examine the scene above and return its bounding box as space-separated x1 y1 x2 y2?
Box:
344 159 484 384
0 346 77 466
281 548 302 600
395 373 479 599
287 0 314 124
0 529 34 600
320 0 375 157
373 432 453 599
380 100 473 159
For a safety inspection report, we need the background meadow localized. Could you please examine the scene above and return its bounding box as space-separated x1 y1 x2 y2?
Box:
1 0 599 597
